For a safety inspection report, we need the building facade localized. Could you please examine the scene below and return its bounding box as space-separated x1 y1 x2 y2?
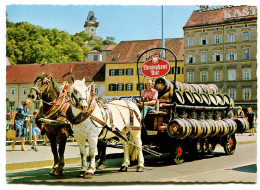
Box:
6 62 105 114
104 38 184 100
183 5 257 113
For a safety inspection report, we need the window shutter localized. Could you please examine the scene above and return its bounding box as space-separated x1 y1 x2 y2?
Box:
234 53 237 60
115 69 119 76
193 56 195 63
226 54 229 61
186 57 189 64
109 69 112 76
206 38 208 45
212 55 216 62
220 55 223 61
199 39 202 45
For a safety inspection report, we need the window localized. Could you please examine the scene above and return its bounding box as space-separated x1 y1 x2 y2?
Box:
201 71 207 82
243 32 249 41
187 53 194 63
213 51 221 62
215 70 220 81
243 68 250 80
35 101 40 109
126 68 133 75
23 88 27 95
109 84 116 91
201 52 206 62
137 83 144 91
125 83 133 91
117 83 124 91
118 69 124 76
11 88 15 95
243 48 249 60
201 36 207 45
109 69 116 76
137 68 143 75
188 38 193 46
215 35 220 44
171 67 180 74
187 72 193 82
244 88 250 100
95 87 99 94
228 50 235 61
93 54 98 61
228 69 235 80
229 33 234 42
229 88 235 100
9 101 15 113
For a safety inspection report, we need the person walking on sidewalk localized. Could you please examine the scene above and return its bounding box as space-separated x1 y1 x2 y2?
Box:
11 99 32 151
246 107 255 136
237 106 245 118
30 111 40 151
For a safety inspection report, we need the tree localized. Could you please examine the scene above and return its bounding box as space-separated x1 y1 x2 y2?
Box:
103 36 116 45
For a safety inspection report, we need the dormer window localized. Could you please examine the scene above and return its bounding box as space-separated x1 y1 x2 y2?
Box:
112 54 120 61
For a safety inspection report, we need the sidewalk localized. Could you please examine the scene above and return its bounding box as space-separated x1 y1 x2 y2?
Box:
6 133 257 171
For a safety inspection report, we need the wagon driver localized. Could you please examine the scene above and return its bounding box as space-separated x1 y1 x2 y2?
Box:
138 78 158 119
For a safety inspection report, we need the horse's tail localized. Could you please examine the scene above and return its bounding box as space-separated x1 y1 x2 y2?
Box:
128 132 139 161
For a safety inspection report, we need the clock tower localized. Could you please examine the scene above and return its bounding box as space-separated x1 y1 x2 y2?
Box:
84 11 99 38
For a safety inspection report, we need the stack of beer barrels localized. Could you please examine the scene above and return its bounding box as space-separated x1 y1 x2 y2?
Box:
154 78 250 139
154 77 231 106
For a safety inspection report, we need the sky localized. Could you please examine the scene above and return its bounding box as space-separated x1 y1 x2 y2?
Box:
6 4 198 43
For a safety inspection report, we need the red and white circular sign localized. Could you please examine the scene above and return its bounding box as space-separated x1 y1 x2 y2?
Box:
141 56 170 78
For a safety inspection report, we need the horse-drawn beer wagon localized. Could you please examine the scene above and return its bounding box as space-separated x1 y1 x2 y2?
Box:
135 48 249 165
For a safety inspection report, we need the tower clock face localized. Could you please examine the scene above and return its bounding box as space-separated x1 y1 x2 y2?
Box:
90 27 95 33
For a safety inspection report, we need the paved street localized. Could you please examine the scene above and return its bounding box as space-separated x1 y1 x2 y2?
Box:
5 133 257 184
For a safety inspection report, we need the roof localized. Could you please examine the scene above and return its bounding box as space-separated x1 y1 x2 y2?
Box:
184 5 257 28
88 50 100 54
102 44 117 51
6 62 105 84
105 38 184 64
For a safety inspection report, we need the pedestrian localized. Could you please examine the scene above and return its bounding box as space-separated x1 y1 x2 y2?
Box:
246 107 255 136
138 78 158 119
11 99 32 151
30 111 40 151
237 106 245 118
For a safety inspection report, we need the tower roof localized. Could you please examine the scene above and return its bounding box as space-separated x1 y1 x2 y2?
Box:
87 11 96 22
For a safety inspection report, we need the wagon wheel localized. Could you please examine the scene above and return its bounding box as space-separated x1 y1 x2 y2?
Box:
169 142 185 165
224 134 236 155
202 141 209 154
208 141 216 154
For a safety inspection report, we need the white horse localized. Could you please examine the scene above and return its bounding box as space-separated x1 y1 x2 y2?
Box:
67 78 144 179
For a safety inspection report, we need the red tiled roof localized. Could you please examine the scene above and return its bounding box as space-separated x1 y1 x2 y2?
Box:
102 44 117 51
89 50 100 54
184 5 257 28
105 38 184 63
6 62 105 84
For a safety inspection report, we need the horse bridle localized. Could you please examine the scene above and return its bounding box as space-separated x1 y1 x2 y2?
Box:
30 78 51 101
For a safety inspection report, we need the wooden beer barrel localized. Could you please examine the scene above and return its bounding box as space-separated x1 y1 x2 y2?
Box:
234 118 249 133
187 119 203 139
200 93 211 106
199 120 211 138
190 84 203 93
208 84 218 94
198 84 211 94
223 119 237 135
207 119 220 137
166 119 192 139
183 83 193 92
155 78 174 95
215 120 229 137
208 93 218 106
174 81 184 92
183 90 195 104
215 93 225 106
161 90 185 104
192 91 203 105
222 93 231 106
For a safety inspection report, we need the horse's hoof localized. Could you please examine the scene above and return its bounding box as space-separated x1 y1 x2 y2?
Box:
96 165 104 170
84 172 93 179
77 171 85 178
49 168 56 175
53 169 63 176
136 166 144 172
119 166 128 172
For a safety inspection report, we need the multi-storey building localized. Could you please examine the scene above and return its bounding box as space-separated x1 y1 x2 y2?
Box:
104 38 184 100
183 5 257 113
6 62 105 114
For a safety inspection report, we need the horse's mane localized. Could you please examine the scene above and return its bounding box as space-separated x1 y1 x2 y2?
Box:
34 73 61 94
